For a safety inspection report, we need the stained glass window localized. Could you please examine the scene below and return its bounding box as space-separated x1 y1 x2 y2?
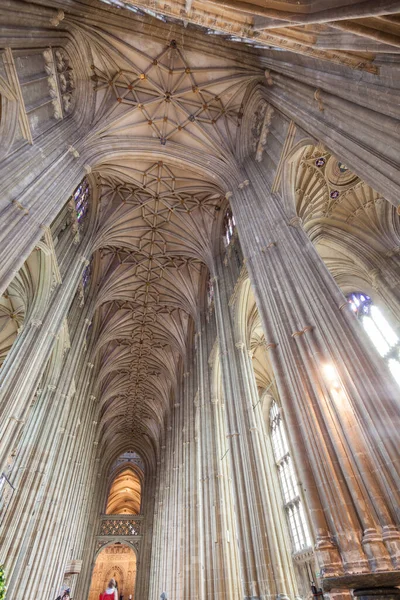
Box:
72 178 90 224
347 292 400 386
223 207 236 247
270 401 312 553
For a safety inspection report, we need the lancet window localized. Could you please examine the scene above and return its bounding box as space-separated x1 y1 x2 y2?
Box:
73 178 90 224
270 401 312 553
347 292 400 385
223 207 236 247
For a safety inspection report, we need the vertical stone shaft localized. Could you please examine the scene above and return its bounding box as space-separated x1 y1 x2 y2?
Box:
213 251 296 600
227 158 400 578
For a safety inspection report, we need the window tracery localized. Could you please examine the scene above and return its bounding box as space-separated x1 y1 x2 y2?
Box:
73 178 90 224
270 401 312 553
347 292 400 385
223 206 236 247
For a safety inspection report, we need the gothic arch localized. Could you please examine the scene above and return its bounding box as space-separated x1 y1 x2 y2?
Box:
281 141 400 329
0 242 54 371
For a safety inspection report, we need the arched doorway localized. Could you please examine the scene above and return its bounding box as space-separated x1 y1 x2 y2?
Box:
88 452 144 600
88 544 137 600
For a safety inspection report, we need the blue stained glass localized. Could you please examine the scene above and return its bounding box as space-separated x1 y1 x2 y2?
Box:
71 179 90 224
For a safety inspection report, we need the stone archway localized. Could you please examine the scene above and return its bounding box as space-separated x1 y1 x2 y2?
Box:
88 544 137 600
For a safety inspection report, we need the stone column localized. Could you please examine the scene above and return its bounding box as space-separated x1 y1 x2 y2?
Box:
226 157 400 598
196 309 241 600
212 252 298 600
0 252 92 473
235 339 300 599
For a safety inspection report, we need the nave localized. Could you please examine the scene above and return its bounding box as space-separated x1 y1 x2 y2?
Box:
0 1 400 599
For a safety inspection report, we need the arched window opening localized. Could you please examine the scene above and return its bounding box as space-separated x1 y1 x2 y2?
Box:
347 292 400 386
73 178 90 224
270 401 312 553
106 468 142 515
88 544 137 600
223 206 236 247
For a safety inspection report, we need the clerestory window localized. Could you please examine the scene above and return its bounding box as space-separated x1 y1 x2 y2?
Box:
223 207 236 247
73 178 90 224
270 401 312 553
347 292 400 386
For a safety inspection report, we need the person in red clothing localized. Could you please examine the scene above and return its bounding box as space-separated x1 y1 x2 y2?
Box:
99 578 118 600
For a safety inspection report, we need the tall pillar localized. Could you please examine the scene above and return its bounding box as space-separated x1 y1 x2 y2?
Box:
212 252 299 600
226 157 400 598
196 309 241 600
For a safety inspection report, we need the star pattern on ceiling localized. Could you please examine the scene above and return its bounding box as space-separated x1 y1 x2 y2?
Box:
92 161 222 446
91 39 260 154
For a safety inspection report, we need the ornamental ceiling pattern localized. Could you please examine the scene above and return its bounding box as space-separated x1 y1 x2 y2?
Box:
89 32 261 156
91 160 223 448
293 145 400 255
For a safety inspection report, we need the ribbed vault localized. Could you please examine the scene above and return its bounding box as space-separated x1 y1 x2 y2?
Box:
89 35 261 158
106 467 142 514
90 159 224 454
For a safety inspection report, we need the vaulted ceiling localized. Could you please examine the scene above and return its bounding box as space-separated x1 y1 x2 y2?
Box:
80 31 258 457
91 159 224 453
74 1 400 462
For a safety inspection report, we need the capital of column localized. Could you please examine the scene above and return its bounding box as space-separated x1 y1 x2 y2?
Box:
68 145 80 158
235 341 245 350
87 362 95 369
288 216 303 228
9 416 25 424
30 318 43 328
11 199 29 215
238 179 250 190
368 268 383 290
84 164 92 174
264 69 273 85
385 245 400 257
261 241 277 252
225 191 233 199
265 341 278 351
291 325 313 338
80 256 90 266
50 9 65 26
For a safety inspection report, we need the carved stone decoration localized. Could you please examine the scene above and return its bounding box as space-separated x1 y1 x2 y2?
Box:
99 517 143 537
43 47 75 120
55 49 75 115
250 101 275 162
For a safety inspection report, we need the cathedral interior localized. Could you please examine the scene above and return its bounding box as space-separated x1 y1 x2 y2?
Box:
0 0 400 599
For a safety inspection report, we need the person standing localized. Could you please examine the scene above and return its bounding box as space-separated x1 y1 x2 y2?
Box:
100 578 118 600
